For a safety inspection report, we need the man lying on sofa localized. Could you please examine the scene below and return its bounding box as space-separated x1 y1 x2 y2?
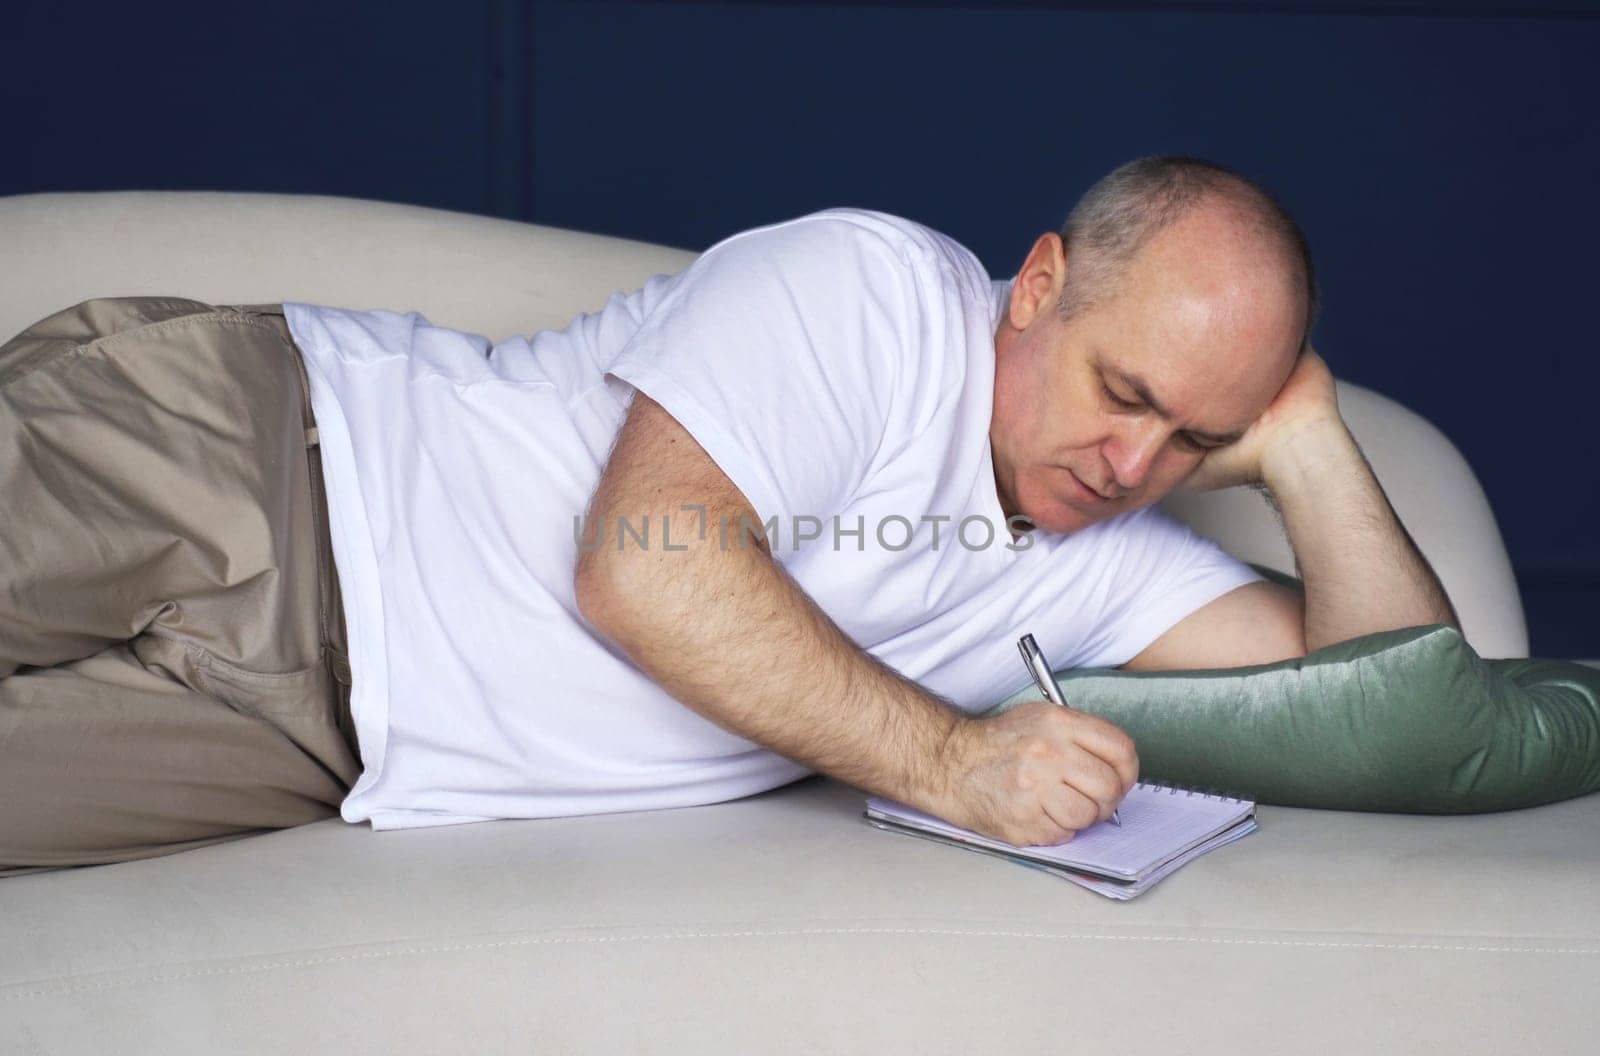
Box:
573 154 1456 848
0 153 1458 874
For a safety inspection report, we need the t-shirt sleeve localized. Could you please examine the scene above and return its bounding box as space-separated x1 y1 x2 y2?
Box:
1071 505 1267 670
603 215 954 535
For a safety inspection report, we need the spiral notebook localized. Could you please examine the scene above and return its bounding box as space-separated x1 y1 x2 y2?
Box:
863 781 1257 901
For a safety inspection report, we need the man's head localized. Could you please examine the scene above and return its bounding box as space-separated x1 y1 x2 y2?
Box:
991 154 1321 535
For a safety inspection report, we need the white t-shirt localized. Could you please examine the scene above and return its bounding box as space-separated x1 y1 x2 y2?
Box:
284 206 1264 832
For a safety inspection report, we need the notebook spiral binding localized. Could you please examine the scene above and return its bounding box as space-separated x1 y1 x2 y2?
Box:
1134 779 1250 804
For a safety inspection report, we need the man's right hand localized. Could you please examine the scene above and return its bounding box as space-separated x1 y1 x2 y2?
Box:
931 702 1140 847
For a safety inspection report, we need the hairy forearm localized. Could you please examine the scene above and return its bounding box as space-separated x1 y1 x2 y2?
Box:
575 520 968 812
1259 418 1460 652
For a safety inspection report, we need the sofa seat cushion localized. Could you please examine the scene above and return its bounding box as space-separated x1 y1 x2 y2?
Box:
3 771 1596 1053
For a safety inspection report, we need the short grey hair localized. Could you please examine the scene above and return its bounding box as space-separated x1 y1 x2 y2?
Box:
1055 154 1321 356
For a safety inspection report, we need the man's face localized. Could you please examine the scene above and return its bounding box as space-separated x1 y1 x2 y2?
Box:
991 207 1304 536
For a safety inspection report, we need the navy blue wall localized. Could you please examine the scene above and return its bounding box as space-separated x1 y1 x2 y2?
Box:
5 0 1595 655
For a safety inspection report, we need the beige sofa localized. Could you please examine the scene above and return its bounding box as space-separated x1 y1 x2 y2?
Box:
2 192 1594 1054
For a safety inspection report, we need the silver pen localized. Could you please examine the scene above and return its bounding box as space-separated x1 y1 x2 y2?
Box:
1016 633 1123 828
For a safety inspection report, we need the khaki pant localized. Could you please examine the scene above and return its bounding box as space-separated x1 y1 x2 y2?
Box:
0 297 358 877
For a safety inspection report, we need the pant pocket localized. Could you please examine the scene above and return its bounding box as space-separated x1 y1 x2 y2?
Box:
194 645 335 721
192 644 362 791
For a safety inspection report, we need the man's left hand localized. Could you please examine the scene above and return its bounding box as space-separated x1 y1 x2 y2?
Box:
1178 344 1343 493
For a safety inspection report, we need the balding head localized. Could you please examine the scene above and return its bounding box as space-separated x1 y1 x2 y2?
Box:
1053 155 1319 358
989 155 1318 536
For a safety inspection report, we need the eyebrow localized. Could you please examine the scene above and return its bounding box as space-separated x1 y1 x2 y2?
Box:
1107 365 1247 446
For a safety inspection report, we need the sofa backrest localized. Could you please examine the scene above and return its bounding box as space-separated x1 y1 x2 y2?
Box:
0 191 1527 657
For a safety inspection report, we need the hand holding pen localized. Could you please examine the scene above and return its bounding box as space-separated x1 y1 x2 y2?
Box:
1018 633 1123 828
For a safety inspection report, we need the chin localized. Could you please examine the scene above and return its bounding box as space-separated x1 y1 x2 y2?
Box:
1015 477 1129 535
1026 503 1104 536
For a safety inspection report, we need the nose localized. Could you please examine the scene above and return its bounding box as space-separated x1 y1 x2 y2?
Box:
1105 418 1167 493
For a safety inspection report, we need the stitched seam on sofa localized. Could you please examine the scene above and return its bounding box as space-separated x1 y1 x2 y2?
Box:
4 927 1598 1001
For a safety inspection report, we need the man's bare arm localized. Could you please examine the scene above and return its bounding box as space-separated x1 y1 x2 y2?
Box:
1258 417 1459 652
573 392 966 813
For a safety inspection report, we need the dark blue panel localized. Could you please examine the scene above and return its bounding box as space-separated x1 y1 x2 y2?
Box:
716 1 1597 12
2 0 491 212
530 0 1599 655
1520 570 1600 660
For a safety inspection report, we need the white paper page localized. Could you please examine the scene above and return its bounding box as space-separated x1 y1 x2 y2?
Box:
865 781 1253 880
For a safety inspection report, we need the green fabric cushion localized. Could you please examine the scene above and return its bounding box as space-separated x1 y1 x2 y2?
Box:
977 622 1600 814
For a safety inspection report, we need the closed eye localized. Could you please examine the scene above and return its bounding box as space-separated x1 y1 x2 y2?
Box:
1103 380 1215 453
1101 381 1140 410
